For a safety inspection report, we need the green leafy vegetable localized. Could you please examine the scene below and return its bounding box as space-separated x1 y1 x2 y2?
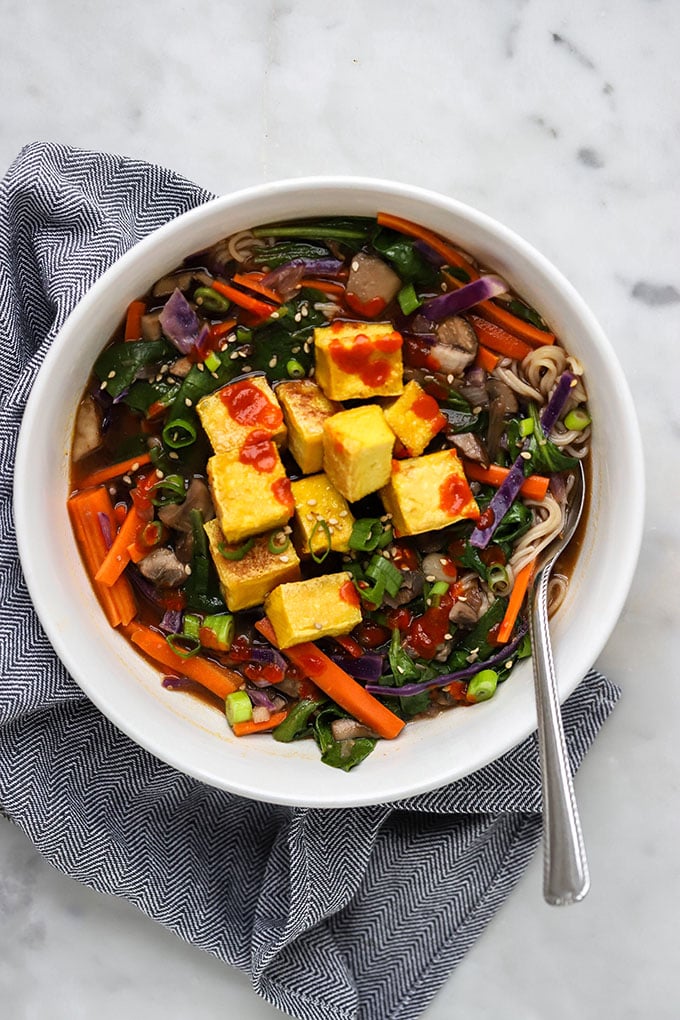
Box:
371 228 440 286
94 340 173 399
313 706 377 771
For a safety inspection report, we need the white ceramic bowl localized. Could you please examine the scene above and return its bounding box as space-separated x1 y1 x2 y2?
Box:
14 178 644 808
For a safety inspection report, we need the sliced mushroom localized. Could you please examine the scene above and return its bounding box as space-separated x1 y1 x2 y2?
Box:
158 478 215 534
72 395 103 461
138 548 188 588
448 431 489 466
169 356 193 379
346 252 401 308
421 553 455 585
330 718 380 741
487 377 519 459
448 579 485 627
383 568 425 608
152 269 213 297
431 316 478 375
141 311 162 341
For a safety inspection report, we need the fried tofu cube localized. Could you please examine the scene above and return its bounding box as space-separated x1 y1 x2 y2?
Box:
322 404 395 503
196 375 286 454
264 572 362 648
290 474 355 556
380 448 479 536
314 321 404 401
204 519 300 611
276 379 341 474
207 447 294 543
382 379 447 458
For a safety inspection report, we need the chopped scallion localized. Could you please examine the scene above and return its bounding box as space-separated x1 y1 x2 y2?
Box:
563 407 591 431
218 537 255 561
204 350 221 373
165 632 201 659
397 282 422 316
286 358 305 378
268 530 290 554
162 416 198 449
519 417 534 437
151 473 186 506
201 613 234 650
349 517 393 552
309 519 331 563
467 668 499 703
225 690 253 727
194 286 231 315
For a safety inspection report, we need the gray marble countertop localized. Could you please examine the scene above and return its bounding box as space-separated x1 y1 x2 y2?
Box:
2 2 678 1017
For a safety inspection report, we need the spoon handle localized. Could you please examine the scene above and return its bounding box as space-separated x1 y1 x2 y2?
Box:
529 564 590 906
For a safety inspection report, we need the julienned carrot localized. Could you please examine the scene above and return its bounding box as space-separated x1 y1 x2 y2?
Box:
474 345 500 373
462 460 549 501
67 488 137 628
231 272 284 305
207 319 238 346
476 301 556 347
124 300 146 341
77 452 152 489
496 559 537 644
128 624 242 701
255 618 405 740
377 211 480 278
468 315 533 362
95 505 142 586
233 711 288 737
211 279 277 318
299 279 347 297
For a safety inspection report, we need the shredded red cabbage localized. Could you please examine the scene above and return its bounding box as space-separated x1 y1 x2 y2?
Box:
158 288 200 354
328 653 384 682
421 276 507 322
97 511 113 549
365 624 528 698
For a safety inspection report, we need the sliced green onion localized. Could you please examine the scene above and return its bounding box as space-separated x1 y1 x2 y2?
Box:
467 669 499 703
218 537 255 561
519 417 534 437
429 580 450 598
236 325 252 345
397 282 422 316
286 358 306 379
194 286 231 315
204 350 222 373
201 613 234 650
309 518 332 563
487 564 510 594
182 613 202 641
225 690 253 727
268 530 291 554
365 554 402 598
140 520 164 548
165 633 201 659
151 473 186 506
563 407 591 431
162 416 198 449
349 517 392 552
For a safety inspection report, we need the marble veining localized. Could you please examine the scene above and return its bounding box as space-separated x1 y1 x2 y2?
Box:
1 1 679 1017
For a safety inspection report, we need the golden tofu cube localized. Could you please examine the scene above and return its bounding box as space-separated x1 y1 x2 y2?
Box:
322 404 395 503
197 375 287 454
382 379 447 458
276 379 341 474
291 474 355 556
380 448 479 536
314 321 404 401
264 572 362 648
207 447 294 543
204 519 300 611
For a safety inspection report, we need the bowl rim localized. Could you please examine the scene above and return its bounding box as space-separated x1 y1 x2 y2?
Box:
13 175 645 807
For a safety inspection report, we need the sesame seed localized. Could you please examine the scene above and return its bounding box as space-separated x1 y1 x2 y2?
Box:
504 660 514 669
292 345 301 354
447 374 454 384
283 525 292 534
307 513 315 521
156 470 164 479
339 510 348 517
230 351 239 360
303 342 311 353
122 474 132 485
100 381 108 390
351 260 359 271
396 665 405 674
520 451 531 460
458 595 468 602
473 406 482 415
425 574 436 582
314 622 323 630
160 364 169 375
268 355 278 368
107 370 116 379
185 564 192 575
271 311 280 319
197 363 204 372
238 349 248 358
131 462 140 472
169 452 179 460
294 313 302 322
220 342 228 351
211 372 219 379
570 378 578 388
242 365 251 372
185 398 193 407
444 633 453 640
279 555 290 563
328 517 338 525
382 550 390 558
439 557 448 565
301 306 309 317
307 499 317 506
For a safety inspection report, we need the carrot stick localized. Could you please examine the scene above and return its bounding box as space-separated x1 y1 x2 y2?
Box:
377 212 480 277
231 272 284 305
299 279 347 297
67 488 137 628
124 300 146 341
207 319 238 346
462 460 549 501
255 618 405 740
476 301 555 347
211 280 277 318
95 505 142 586
232 710 288 737
127 541 147 564
468 314 533 361
474 345 500 373
77 452 152 489
495 559 537 644
129 624 242 700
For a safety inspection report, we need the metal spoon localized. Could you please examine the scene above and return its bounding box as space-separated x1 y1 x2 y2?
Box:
528 461 589 906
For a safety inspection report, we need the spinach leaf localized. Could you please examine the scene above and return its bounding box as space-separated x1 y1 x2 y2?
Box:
371 228 440 287
251 241 332 268
506 298 549 332
525 404 579 474
446 598 508 671
313 706 377 771
123 378 180 416
94 340 173 399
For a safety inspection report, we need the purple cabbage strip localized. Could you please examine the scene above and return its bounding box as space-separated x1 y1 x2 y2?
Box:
412 238 447 267
246 686 278 711
421 275 507 323
158 288 200 354
365 624 528 698
97 511 113 550
248 644 288 674
162 675 200 692
328 653 384 683
469 370 577 549
159 609 183 635
262 257 344 285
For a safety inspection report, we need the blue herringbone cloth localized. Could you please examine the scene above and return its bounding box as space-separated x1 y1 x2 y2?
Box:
0 143 620 1020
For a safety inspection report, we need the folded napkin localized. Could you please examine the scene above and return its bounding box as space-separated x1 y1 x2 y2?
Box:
0 142 620 1020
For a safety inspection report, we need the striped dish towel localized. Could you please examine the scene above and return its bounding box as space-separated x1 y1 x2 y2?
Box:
0 143 620 1020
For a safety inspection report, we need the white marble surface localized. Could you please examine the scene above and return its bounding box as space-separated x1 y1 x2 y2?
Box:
1 1 679 1016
